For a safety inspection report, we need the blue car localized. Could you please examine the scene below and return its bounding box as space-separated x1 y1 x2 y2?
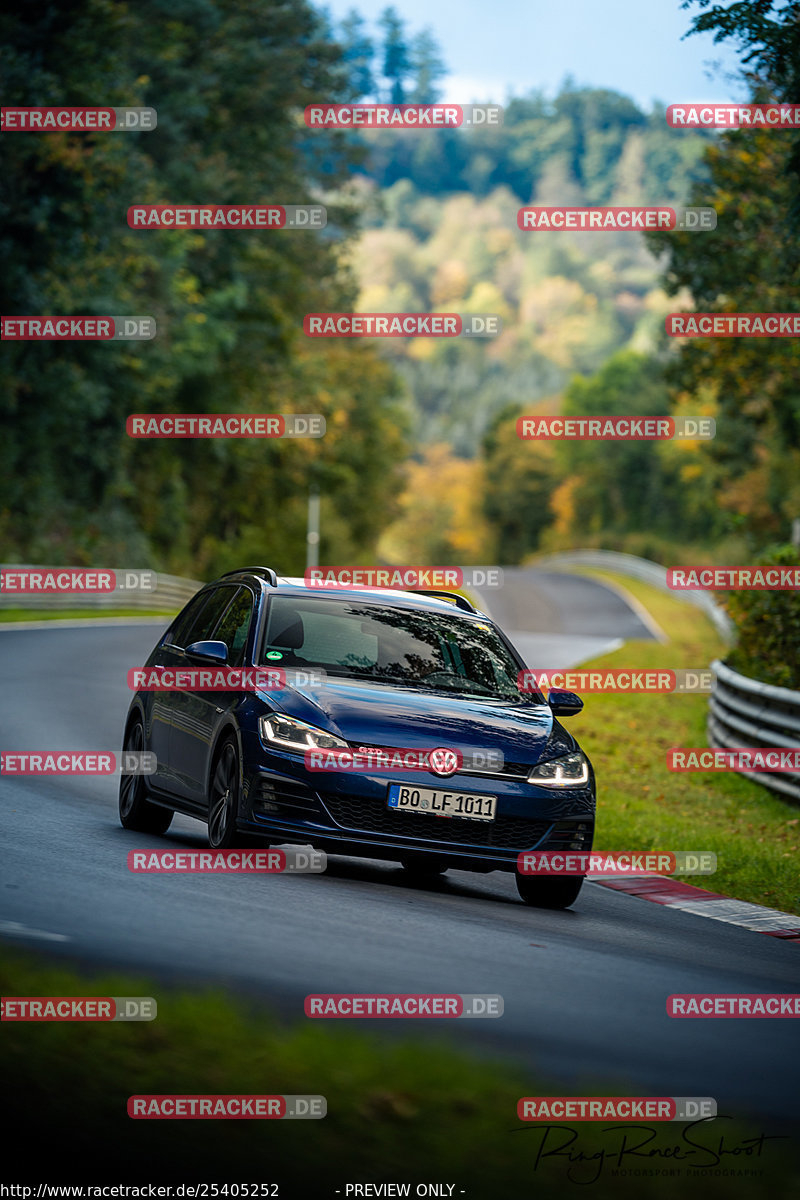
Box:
119 567 595 908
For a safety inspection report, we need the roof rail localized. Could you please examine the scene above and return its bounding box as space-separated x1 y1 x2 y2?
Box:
407 589 477 614
220 566 279 587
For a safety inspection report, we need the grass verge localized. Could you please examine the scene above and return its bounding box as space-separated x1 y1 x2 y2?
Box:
1 949 797 1195
0 608 175 622
564 569 800 913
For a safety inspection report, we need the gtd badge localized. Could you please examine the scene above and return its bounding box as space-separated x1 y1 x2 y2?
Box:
428 747 460 777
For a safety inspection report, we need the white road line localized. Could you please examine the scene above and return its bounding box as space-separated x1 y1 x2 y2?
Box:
665 898 800 932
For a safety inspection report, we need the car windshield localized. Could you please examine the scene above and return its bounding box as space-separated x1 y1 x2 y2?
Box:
260 596 527 700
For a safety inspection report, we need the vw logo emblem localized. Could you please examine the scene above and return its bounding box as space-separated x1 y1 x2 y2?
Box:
429 747 459 777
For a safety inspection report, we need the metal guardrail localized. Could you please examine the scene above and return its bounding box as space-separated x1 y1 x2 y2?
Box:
533 549 733 640
0 565 202 612
708 659 800 805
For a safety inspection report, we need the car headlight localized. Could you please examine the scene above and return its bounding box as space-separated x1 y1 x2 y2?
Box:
258 713 347 753
528 750 589 787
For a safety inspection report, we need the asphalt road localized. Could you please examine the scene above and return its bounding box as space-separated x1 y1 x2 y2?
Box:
473 566 656 666
1 575 798 1124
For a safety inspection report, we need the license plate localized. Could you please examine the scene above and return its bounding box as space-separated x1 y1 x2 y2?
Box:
387 783 497 821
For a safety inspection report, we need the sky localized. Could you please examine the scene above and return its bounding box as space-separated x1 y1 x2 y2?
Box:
318 0 748 111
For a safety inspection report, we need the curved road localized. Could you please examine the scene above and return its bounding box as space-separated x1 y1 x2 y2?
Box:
474 565 658 665
1 572 798 1124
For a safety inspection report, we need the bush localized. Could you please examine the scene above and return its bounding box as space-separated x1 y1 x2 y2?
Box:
724 543 800 689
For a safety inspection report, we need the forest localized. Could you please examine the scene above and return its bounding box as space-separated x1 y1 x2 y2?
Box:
2 1 799 573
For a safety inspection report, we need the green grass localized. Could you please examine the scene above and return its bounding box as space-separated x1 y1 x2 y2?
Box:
564 569 800 914
1 949 797 1195
0 607 175 622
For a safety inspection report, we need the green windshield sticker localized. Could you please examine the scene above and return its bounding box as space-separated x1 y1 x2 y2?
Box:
266 650 283 660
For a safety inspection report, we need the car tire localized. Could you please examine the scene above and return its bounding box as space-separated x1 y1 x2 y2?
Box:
207 735 244 849
515 872 584 909
118 718 173 834
401 854 448 876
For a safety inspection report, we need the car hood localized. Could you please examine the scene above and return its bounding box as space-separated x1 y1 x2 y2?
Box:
262 677 563 766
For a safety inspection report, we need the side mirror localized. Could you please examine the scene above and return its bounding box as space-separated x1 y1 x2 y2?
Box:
548 689 583 717
184 639 229 665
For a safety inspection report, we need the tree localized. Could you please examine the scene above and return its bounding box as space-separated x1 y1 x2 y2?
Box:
650 0 800 543
379 6 411 104
0 0 409 573
682 0 800 215
338 9 375 100
379 444 493 564
408 29 447 105
481 405 557 563
555 352 680 537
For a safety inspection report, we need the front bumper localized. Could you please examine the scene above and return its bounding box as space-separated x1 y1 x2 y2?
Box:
239 739 596 870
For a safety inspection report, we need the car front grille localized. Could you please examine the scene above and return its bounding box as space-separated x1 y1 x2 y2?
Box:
322 795 551 850
464 761 530 779
349 741 532 781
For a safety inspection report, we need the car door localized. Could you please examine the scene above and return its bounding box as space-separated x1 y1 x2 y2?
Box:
168 585 254 805
147 589 211 795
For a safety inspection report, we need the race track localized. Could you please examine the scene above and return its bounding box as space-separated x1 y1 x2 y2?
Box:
1 572 798 1123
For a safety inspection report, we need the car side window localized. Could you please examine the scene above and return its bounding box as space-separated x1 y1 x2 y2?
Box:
211 587 254 667
166 586 240 650
184 586 240 646
165 591 211 649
